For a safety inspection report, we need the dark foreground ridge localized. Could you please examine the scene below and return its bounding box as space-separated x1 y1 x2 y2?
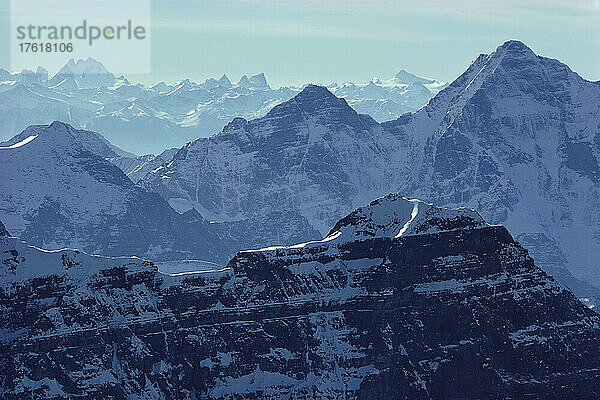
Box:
1 195 599 399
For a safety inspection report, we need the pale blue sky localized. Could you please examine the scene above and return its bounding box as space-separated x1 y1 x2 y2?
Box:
1 0 599 87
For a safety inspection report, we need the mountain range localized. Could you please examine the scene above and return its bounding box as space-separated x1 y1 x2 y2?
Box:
2 195 599 398
1 40 599 303
3 38 600 398
0 121 323 263
140 40 600 301
0 58 445 154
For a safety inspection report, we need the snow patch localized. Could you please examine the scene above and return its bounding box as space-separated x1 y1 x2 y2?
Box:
0 134 37 149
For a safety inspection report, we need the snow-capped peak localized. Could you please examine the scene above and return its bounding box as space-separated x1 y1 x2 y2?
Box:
219 74 232 88
51 57 115 88
249 73 269 89
326 194 487 242
56 57 112 76
392 69 436 85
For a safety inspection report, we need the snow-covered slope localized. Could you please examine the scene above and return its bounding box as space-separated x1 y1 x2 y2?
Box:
109 148 178 183
382 40 600 295
0 60 442 154
0 122 230 262
143 41 600 298
329 70 447 122
2 197 600 398
141 85 400 234
0 121 319 260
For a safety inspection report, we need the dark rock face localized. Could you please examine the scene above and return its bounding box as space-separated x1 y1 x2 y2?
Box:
2 195 599 399
0 221 9 237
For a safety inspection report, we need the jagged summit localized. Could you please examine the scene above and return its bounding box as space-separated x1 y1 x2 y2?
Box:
279 84 355 115
393 69 436 85
249 73 269 88
236 73 269 89
326 194 487 242
50 57 115 88
56 57 112 75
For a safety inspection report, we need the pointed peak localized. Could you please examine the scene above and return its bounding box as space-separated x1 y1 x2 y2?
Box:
219 74 232 87
249 73 269 89
49 120 73 130
495 40 537 59
394 69 413 79
292 84 347 106
238 75 250 86
0 220 9 237
297 84 335 97
266 84 357 118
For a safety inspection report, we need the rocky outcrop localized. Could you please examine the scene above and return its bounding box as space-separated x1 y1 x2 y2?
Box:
0 221 9 237
2 195 599 399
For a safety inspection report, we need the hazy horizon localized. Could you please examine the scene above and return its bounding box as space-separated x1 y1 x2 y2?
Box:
0 0 599 87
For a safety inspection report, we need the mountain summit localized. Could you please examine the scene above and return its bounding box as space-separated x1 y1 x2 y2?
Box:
383 39 600 294
0 122 231 262
51 57 115 88
141 84 386 237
